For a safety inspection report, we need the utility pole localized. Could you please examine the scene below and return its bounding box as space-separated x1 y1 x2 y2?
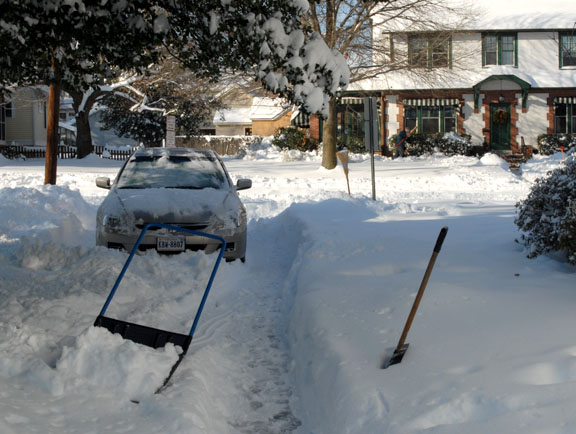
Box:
45 58 60 185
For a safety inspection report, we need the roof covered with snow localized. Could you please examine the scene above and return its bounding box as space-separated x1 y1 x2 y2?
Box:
473 13 576 31
213 107 252 125
214 97 290 124
249 97 290 121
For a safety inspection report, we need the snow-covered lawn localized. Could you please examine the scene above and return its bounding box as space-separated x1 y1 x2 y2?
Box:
0 146 573 433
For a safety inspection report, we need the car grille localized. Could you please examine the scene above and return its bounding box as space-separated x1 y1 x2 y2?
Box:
135 222 209 232
135 243 235 252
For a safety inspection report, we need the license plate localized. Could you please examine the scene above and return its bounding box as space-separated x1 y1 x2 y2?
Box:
156 236 185 252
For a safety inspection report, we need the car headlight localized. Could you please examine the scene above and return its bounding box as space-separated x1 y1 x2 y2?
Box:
102 215 122 232
237 208 246 227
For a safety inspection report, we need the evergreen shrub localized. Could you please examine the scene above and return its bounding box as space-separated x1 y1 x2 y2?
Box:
387 132 472 157
515 153 576 265
537 134 576 155
338 137 366 154
271 127 318 152
0 146 23 159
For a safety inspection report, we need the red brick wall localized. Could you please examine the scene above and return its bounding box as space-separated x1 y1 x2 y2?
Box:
309 115 321 141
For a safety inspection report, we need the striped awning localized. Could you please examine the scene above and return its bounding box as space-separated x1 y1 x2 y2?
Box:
291 110 310 127
340 97 364 105
554 96 576 104
403 98 460 106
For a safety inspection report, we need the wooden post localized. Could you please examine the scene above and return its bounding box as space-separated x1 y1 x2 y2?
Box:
380 93 386 155
44 59 60 185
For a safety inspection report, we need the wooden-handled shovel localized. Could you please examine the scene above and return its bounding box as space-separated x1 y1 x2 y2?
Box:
336 149 351 195
381 226 449 369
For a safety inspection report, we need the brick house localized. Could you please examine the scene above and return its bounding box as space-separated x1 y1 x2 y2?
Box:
341 13 576 155
212 87 294 137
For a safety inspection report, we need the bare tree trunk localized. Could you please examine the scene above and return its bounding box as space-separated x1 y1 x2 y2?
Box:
44 78 60 185
322 96 338 170
75 110 93 158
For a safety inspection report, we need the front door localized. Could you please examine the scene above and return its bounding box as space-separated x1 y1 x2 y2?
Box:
490 103 511 151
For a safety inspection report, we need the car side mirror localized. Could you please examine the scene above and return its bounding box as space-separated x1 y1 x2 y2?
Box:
96 177 111 189
235 179 252 191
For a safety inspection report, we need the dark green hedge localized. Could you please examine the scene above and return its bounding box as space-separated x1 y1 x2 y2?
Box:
271 127 318 152
387 133 473 157
537 134 576 156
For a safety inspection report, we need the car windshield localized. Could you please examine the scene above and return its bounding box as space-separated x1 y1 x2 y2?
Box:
116 152 228 189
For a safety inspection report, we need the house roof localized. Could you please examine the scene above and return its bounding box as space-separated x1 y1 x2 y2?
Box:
213 96 290 125
473 13 576 31
213 107 252 125
249 97 290 121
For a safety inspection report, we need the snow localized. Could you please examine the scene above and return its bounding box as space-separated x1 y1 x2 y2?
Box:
214 107 253 124
214 97 290 125
249 97 289 121
474 0 575 27
0 144 575 433
475 13 576 31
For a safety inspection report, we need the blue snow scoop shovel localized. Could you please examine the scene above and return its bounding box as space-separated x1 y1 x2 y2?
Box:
381 226 448 369
94 223 226 397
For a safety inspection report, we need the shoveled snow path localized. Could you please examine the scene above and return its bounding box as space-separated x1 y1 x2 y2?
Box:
160 212 306 433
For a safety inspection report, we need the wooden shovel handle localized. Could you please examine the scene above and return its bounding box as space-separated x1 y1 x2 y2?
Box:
394 226 448 353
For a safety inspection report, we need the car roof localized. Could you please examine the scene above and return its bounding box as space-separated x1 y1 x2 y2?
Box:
131 147 219 159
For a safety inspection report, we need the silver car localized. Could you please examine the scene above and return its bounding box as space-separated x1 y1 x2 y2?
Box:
95 147 251 262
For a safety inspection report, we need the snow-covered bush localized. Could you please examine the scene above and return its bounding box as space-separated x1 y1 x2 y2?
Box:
515 155 576 264
537 134 576 155
271 127 318 152
0 146 25 160
387 132 472 157
338 137 365 154
435 132 473 156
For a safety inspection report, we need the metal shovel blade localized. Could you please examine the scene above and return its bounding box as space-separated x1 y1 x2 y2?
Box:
381 343 409 369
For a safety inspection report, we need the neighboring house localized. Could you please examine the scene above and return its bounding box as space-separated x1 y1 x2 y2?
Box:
0 86 77 147
212 86 255 136
345 13 576 154
213 86 295 136
250 96 293 136
88 109 138 148
1 86 48 146
0 88 137 149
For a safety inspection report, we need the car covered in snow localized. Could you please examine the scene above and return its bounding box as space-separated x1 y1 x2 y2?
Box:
95 147 252 261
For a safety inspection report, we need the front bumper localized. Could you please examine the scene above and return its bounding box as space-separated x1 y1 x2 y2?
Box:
97 226 247 260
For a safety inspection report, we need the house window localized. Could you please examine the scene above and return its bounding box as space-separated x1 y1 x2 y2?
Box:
0 104 5 141
554 103 576 133
408 34 450 68
5 101 14 118
404 105 458 134
482 33 517 66
244 127 252 136
560 33 576 67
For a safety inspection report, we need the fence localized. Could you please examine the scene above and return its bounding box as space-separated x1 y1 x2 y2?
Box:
93 145 135 160
0 144 134 160
1 136 262 160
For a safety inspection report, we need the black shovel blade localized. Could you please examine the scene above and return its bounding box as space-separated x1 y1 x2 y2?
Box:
381 343 409 369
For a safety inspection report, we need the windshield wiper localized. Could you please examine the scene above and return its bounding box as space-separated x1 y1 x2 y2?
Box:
167 186 204 189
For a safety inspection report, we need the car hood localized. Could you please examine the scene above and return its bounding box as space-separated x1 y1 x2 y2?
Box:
99 187 240 229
